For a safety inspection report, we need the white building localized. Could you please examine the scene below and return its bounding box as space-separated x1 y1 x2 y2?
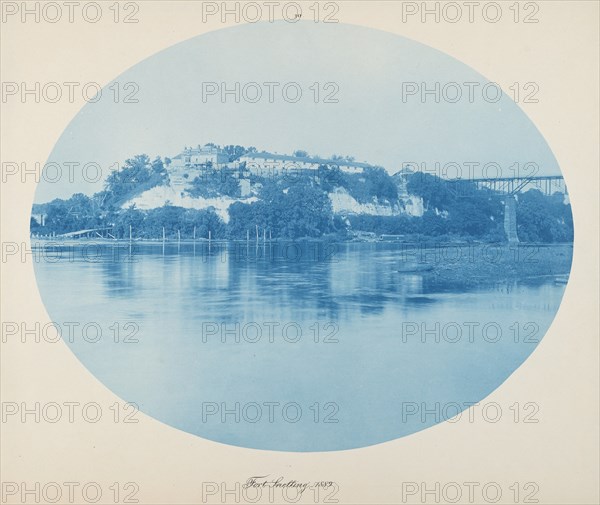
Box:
169 144 229 169
238 152 371 177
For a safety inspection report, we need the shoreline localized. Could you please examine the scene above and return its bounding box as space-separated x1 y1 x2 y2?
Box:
29 236 575 247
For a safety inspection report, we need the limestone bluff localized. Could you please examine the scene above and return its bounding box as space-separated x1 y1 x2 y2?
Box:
125 144 425 223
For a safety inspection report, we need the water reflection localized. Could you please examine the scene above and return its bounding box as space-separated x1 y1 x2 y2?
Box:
33 241 571 451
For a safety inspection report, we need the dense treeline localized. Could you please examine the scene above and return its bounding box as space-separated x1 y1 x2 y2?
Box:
98 154 168 209
112 206 226 239
30 153 574 242
405 173 573 242
406 173 505 240
516 190 574 242
330 166 398 203
186 169 241 198
228 176 344 239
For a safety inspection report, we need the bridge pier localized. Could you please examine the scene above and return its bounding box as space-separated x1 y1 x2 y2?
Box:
504 195 519 243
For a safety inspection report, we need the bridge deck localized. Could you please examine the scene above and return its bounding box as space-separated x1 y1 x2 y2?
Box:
467 175 564 183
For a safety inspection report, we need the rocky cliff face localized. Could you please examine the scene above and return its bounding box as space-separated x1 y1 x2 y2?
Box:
328 187 424 217
123 171 424 221
125 185 258 223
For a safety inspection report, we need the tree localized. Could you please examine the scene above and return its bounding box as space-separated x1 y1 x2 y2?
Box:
113 206 144 239
517 190 573 242
317 164 343 191
340 167 398 203
151 156 167 174
186 170 241 198
40 193 100 234
102 154 167 209
228 176 334 239
30 216 40 231
223 145 250 162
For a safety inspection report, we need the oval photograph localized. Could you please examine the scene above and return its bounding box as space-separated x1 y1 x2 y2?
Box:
31 22 573 451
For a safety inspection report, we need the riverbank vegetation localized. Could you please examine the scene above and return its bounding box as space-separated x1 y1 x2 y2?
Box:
31 153 573 243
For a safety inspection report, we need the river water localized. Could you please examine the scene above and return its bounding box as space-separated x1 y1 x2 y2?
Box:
33 241 569 451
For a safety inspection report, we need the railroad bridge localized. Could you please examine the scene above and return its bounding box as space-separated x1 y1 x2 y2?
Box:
450 175 567 243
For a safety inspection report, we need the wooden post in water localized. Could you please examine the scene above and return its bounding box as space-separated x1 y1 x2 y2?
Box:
246 230 249 243
208 230 211 242
269 230 272 241
178 229 181 249
193 226 196 241
255 224 259 242
129 224 133 256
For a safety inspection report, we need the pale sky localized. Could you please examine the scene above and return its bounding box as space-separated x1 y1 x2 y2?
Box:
35 21 561 203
